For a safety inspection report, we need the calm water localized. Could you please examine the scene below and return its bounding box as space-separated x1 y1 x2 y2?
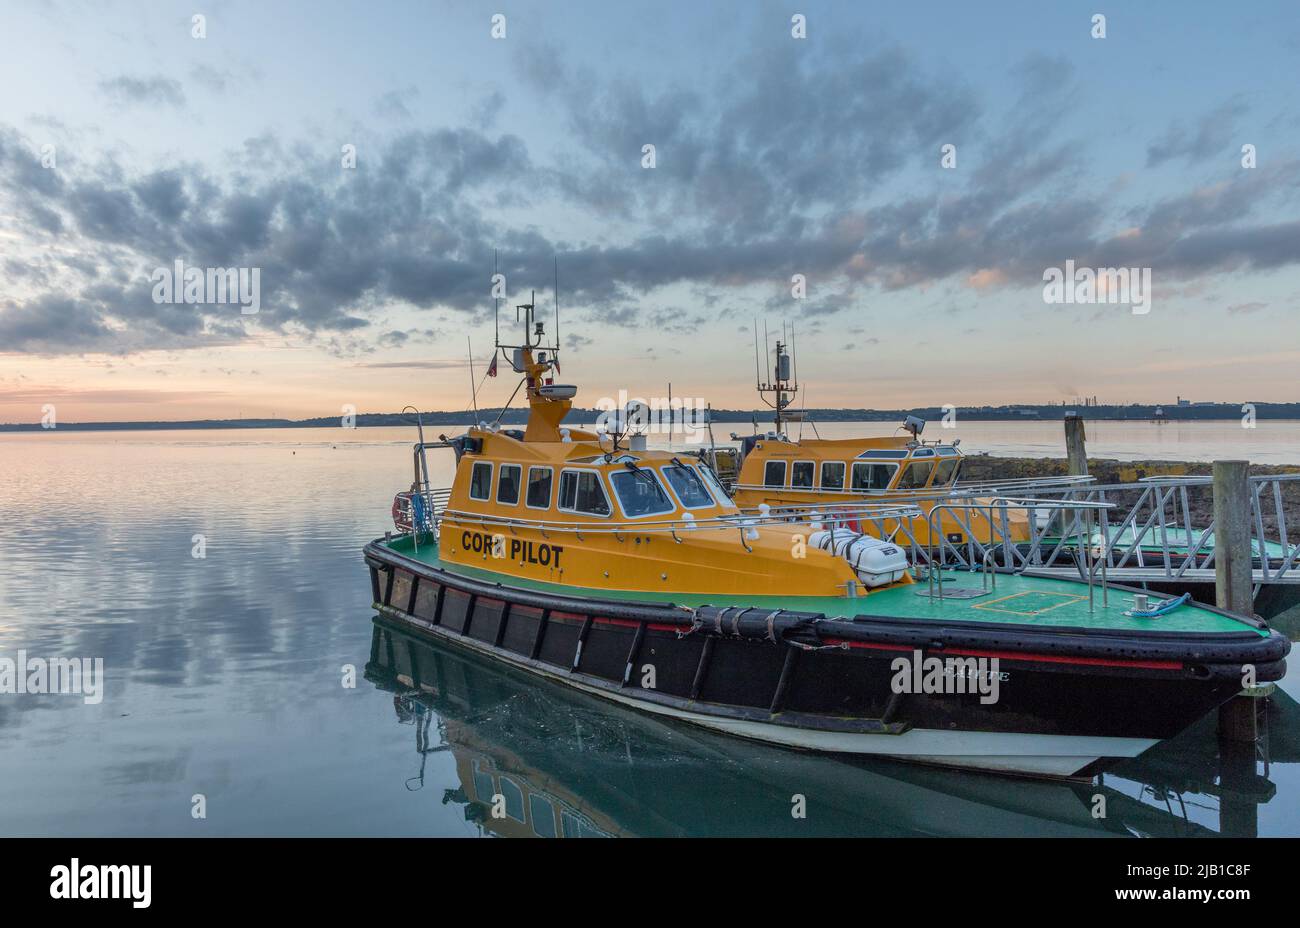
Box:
1 425 1298 837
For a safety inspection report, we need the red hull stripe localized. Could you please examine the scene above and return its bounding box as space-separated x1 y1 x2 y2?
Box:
557 614 684 633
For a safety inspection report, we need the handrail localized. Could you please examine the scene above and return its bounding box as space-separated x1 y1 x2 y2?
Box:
738 500 943 520
923 497 1115 604
729 473 1094 502
440 502 925 538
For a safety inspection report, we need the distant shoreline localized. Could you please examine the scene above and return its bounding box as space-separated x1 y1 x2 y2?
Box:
3 403 1298 432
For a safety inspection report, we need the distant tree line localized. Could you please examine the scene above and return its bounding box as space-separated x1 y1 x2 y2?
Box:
3 402 1298 432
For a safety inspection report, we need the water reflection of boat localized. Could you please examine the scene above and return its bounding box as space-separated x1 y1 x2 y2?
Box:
364 616 1289 837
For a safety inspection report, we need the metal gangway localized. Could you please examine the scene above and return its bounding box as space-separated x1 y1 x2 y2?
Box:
879 473 1300 590
731 470 1300 591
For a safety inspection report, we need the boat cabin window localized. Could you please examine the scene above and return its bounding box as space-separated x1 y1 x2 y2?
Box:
471 759 495 802
530 795 558 838
558 469 611 516
697 465 736 509
663 464 713 508
932 457 961 486
791 461 814 488
763 460 787 487
895 461 934 490
851 461 896 492
610 468 674 517
497 464 522 505
820 461 845 490
498 776 526 823
526 466 553 509
469 462 493 501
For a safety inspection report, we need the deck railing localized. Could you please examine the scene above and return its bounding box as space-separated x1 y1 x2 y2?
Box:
405 472 1300 587
885 474 1300 587
437 500 925 549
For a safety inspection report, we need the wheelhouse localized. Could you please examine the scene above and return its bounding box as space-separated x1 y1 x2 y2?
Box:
451 441 739 524
738 439 964 496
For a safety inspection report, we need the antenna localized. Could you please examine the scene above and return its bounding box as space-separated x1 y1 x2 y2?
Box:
467 336 479 421
493 249 500 350
753 319 799 432
554 256 560 362
764 319 770 380
753 318 760 387
791 321 798 387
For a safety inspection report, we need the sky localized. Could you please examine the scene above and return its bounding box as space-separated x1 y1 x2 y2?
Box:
1 0 1298 423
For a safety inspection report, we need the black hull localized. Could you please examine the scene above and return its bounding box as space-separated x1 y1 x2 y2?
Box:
364 540 1288 777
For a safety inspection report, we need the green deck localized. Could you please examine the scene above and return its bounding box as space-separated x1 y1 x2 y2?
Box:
379 536 1261 636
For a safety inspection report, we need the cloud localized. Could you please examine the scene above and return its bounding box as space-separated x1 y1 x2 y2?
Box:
0 295 113 352
518 37 982 233
1147 98 1248 167
966 268 1008 290
355 359 468 370
187 65 252 94
3 38 1300 360
0 124 538 353
375 87 420 120
98 75 186 108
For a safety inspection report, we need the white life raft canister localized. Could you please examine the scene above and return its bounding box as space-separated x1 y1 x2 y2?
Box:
809 528 909 588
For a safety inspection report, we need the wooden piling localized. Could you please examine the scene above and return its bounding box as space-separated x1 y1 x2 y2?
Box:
1213 460 1259 744
1064 414 1088 476
1213 460 1253 613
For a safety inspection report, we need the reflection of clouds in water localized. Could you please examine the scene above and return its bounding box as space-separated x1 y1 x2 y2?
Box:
0 437 382 728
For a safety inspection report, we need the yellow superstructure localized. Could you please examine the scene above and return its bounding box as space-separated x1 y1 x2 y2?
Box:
433 334 911 599
730 434 1031 547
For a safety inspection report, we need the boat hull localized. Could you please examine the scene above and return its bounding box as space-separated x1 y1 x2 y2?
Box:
364 539 1288 778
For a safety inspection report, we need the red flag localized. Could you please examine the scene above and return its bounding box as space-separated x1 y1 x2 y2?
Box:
487 353 498 377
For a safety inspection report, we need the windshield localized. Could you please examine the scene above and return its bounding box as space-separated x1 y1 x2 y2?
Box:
895 461 934 490
932 457 961 485
663 464 713 507
610 469 674 517
696 464 736 509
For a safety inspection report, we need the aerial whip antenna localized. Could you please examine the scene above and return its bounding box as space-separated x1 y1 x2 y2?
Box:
764 319 771 381
791 320 798 390
467 336 479 422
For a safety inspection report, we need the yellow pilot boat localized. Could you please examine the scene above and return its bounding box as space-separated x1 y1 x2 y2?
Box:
721 337 1056 550
363 299 1287 778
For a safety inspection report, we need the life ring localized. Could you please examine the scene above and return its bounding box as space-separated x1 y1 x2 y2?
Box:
392 493 413 532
